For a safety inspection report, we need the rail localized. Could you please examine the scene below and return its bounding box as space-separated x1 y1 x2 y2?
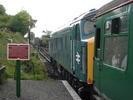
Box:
39 47 51 62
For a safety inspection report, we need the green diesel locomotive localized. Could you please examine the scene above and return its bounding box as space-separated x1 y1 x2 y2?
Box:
49 9 96 99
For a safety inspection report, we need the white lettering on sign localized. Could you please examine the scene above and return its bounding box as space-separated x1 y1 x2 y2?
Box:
76 52 80 64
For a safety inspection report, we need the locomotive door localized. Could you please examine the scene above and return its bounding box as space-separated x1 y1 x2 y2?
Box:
94 27 102 92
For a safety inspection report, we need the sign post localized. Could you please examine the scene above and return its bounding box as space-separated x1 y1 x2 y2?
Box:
7 43 30 98
16 60 21 97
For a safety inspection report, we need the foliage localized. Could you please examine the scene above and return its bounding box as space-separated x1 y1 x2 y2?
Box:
21 49 48 80
30 32 35 44
41 30 51 47
0 4 6 15
0 4 37 36
0 4 11 29
41 35 50 47
0 31 26 78
30 19 37 29
42 30 52 36
9 10 35 36
0 15 12 29
21 60 34 73
33 37 41 47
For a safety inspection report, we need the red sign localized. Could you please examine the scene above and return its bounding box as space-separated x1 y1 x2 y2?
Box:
7 44 30 60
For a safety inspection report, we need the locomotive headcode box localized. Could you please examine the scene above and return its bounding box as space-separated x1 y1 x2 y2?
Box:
7 43 30 60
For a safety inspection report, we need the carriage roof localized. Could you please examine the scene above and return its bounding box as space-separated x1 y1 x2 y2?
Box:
96 0 133 17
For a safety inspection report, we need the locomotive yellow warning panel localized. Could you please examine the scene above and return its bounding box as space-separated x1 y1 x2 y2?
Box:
87 37 94 84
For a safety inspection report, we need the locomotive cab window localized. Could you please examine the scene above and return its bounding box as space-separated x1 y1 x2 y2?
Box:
81 19 95 39
83 20 94 35
111 17 120 34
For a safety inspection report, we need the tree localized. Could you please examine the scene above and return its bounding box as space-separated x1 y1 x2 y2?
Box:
30 19 37 29
0 4 10 30
41 29 51 47
0 4 6 15
30 32 35 44
41 35 50 47
10 10 36 36
0 15 12 29
34 37 41 48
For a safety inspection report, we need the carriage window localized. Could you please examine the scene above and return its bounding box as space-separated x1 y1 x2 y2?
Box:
106 15 128 35
104 36 128 70
120 15 128 32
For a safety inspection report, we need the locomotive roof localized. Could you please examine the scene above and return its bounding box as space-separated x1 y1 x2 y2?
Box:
96 0 133 17
70 9 96 25
51 10 96 37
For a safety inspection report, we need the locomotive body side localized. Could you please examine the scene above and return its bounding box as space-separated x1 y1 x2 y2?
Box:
49 11 96 83
49 27 73 73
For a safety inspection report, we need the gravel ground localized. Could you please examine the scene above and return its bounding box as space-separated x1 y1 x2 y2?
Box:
0 79 73 100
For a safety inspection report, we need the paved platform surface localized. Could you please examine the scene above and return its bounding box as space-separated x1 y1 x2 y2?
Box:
0 79 74 100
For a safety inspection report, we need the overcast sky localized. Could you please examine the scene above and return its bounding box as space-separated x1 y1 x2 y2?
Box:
0 0 112 37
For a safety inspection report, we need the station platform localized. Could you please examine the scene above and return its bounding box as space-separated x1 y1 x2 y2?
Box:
0 79 81 100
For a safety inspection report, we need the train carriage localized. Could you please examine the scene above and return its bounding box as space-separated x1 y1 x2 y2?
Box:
94 0 133 99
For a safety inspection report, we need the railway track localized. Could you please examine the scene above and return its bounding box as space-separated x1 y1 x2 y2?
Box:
38 47 51 63
38 47 60 79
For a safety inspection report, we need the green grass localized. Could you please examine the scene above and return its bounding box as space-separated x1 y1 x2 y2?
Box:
0 31 48 80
